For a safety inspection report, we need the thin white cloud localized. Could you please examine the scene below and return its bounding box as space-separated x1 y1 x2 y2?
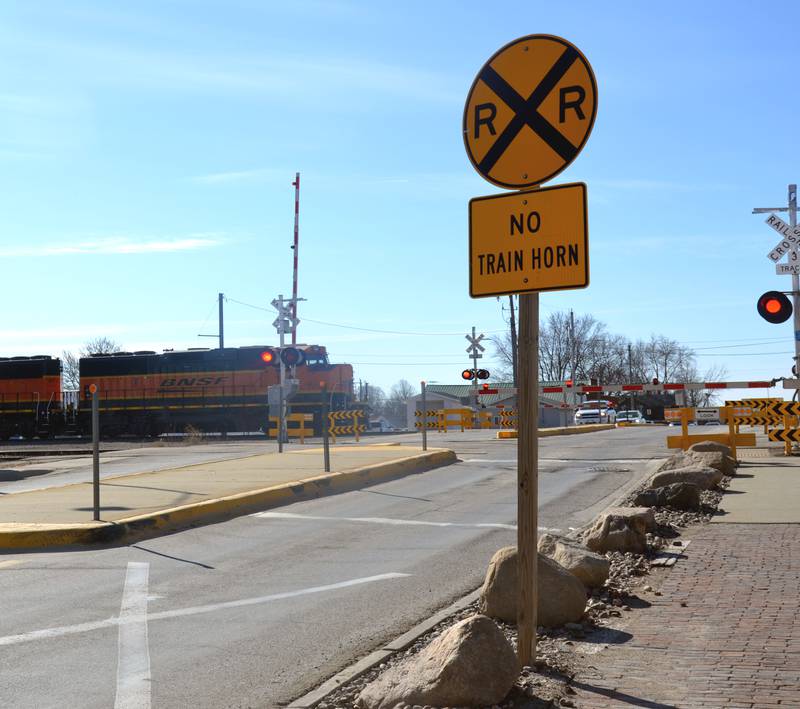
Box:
191 168 284 185
594 178 739 192
0 235 225 257
0 30 459 104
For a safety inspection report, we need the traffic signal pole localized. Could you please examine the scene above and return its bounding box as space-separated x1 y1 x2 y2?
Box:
753 185 800 384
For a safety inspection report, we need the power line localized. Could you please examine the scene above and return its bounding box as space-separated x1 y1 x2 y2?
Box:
693 339 787 351
695 351 793 357
226 296 505 337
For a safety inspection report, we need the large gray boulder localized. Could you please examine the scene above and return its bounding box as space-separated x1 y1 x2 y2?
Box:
689 450 736 476
479 546 587 627
538 533 610 588
605 506 656 531
356 614 517 709
656 452 698 472
650 464 723 490
634 482 701 511
583 507 653 554
689 440 731 456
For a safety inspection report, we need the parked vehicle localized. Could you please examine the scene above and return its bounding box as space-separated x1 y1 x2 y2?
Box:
574 400 616 425
616 410 645 424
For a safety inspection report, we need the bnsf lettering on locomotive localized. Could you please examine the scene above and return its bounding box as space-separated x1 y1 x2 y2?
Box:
159 376 226 387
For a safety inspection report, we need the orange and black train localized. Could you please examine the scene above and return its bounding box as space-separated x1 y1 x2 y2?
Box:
0 344 353 439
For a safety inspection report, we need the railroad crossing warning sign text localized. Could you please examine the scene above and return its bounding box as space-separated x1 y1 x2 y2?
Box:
469 182 588 297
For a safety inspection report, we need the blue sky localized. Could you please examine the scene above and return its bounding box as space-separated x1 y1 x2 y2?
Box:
1 1 798 400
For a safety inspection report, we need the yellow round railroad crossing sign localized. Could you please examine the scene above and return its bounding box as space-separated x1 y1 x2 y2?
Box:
463 34 597 189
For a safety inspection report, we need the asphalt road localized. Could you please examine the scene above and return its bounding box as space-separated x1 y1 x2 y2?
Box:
0 426 674 708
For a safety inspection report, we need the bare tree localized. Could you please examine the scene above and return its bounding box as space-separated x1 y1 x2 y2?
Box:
82 337 122 356
61 351 80 390
363 384 386 416
61 337 123 390
383 379 415 426
490 332 515 380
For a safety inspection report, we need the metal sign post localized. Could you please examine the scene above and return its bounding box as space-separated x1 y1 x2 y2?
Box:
466 327 485 401
462 34 597 669
91 385 100 521
753 185 800 379
421 380 428 451
271 294 302 450
321 384 331 473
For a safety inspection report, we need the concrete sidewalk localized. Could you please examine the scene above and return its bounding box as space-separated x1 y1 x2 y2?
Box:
571 450 800 708
0 444 456 550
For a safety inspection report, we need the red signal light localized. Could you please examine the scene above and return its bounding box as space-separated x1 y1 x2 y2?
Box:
261 349 276 364
482 382 490 391
757 291 792 324
462 369 475 380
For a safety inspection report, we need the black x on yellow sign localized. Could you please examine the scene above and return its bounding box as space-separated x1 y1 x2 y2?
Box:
463 35 597 189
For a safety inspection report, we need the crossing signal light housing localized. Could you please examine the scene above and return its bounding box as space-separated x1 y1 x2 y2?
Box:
260 348 277 365
757 291 792 324
461 369 475 380
280 347 305 367
477 369 490 380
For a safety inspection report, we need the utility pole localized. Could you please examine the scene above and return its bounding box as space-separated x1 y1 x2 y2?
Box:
628 342 633 412
218 292 224 349
753 184 800 378
570 310 577 400
291 173 300 345
198 292 226 348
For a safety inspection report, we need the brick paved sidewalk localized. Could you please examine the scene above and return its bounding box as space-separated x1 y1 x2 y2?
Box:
571 524 800 708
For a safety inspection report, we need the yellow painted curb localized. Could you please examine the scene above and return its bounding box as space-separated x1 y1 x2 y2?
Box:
496 424 616 440
0 448 457 551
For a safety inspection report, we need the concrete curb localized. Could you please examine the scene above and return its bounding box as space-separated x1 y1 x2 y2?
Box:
497 423 616 439
0 448 457 551
287 588 482 709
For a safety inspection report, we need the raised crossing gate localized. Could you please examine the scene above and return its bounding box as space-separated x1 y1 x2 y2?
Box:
267 413 314 443
328 410 366 443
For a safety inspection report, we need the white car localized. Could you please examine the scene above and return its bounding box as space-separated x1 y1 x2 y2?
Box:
574 400 617 425
616 410 645 424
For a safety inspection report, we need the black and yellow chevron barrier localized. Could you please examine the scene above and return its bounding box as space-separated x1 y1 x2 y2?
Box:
499 409 518 429
768 427 800 443
328 410 366 443
267 413 314 443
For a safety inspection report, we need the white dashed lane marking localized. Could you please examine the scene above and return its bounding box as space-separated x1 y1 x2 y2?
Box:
115 562 151 709
252 511 561 534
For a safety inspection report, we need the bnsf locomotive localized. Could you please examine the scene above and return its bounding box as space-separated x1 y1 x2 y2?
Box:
0 345 353 439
